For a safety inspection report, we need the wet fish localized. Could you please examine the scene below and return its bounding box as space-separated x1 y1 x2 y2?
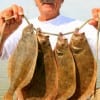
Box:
69 31 97 100
22 29 58 100
3 24 38 100
54 33 76 100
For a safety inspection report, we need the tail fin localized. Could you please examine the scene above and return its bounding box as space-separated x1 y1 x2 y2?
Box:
3 91 13 100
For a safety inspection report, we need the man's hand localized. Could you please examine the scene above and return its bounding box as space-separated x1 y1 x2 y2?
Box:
89 8 100 29
0 4 24 40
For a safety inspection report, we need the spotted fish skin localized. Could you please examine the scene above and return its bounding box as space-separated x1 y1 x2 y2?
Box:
69 32 97 100
4 24 38 100
53 33 76 100
22 29 58 100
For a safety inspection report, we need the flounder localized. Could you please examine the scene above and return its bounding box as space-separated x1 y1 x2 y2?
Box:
22 29 58 100
3 24 38 100
69 31 97 100
54 33 76 100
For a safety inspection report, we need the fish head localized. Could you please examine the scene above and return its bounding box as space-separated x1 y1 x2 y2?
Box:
55 33 68 55
70 32 86 53
37 29 50 47
56 33 68 49
22 24 34 37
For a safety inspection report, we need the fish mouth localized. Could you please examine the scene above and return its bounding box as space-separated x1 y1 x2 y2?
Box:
56 49 64 56
41 0 55 5
71 46 83 53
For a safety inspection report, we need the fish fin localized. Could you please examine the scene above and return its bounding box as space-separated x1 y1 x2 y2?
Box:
3 91 13 100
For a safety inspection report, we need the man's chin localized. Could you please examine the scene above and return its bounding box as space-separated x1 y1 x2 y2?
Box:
42 4 54 10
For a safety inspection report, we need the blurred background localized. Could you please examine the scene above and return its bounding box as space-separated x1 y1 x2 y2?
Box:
0 0 100 99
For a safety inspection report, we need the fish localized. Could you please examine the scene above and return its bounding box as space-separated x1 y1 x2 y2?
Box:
3 24 38 100
54 33 76 100
69 31 97 100
21 29 58 100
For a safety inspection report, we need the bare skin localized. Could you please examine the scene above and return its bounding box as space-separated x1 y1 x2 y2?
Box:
89 8 100 29
35 0 64 21
0 4 23 53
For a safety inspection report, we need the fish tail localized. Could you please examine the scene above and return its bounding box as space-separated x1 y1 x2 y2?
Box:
3 91 13 100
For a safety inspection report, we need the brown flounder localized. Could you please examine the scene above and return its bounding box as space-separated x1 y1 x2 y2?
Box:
69 31 97 100
22 29 58 100
54 33 76 100
4 24 38 100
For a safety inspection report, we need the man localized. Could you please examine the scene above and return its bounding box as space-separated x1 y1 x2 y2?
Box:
0 0 99 59
0 0 100 99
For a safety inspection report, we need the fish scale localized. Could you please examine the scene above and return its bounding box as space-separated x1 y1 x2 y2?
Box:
3 24 38 100
22 29 58 100
54 33 76 100
69 32 97 100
